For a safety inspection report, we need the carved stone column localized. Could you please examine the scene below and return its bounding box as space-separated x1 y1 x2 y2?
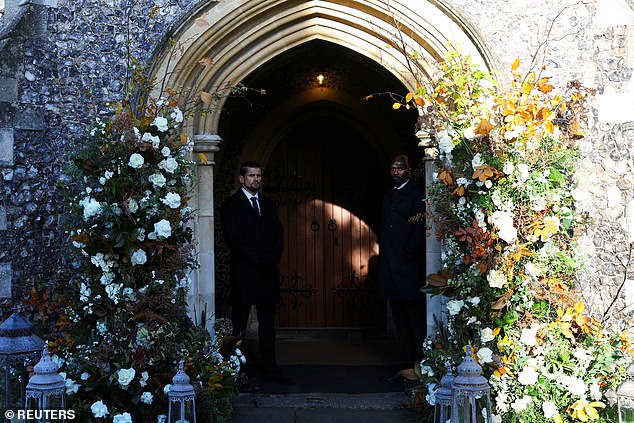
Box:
416 128 444 337
191 134 221 332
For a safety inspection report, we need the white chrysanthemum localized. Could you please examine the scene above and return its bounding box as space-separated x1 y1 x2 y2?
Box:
511 395 532 412
471 153 485 170
127 198 138 214
519 325 539 346
437 130 454 155
517 163 529 181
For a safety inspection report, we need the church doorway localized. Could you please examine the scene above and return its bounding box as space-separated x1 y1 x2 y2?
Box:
215 40 420 330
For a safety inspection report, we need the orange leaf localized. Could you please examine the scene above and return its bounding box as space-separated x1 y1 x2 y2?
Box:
511 58 520 70
475 119 494 136
405 92 414 103
180 133 188 145
415 97 425 106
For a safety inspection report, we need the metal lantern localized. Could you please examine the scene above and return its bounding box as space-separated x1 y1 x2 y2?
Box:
0 311 45 410
451 346 493 423
435 362 454 423
617 363 634 423
25 344 66 421
168 361 197 423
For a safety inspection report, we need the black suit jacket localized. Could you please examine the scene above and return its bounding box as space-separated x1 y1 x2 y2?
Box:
378 179 426 301
221 190 284 305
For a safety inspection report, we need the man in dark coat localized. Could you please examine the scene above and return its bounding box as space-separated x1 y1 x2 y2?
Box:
221 161 288 382
378 154 427 367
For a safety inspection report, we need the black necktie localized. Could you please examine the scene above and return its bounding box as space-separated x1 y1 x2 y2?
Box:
250 196 260 215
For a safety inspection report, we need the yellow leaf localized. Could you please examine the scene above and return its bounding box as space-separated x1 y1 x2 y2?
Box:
200 91 213 106
392 103 402 110
415 97 425 106
197 153 208 164
405 92 414 103
180 132 188 145
545 120 554 134
574 302 585 315
511 58 520 70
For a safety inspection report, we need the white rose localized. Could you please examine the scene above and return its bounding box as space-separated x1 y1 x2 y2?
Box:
471 153 485 170
480 327 495 343
142 132 160 149
477 347 493 363
542 401 558 418
436 130 454 154
128 153 145 169
90 400 109 418
446 299 464 316
511 395 532 412
127 198 138 214
463 126 477 140
149 173 166 188
490 211 517 244
113 413 132 423
170 107 184 123
152 116 169 132
161 146 171 157
117 368 136 388
517 163 529 181
140 391 153 404
154 219 172 239
80 197 102 220
161 192 181 209
131 249 147 265
487 269 507 289
502 161 515 175
520 326 539 346
158 157 178 173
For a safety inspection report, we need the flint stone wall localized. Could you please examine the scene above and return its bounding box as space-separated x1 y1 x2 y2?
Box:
0 0 631 327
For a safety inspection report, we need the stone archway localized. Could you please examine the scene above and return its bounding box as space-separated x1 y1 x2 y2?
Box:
150 0 494 330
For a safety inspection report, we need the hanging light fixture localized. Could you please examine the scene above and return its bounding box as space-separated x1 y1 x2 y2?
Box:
168 360 197 423
451 345 492 423
617 362 634 423
316 73 325 85
0 310 45 410
25 343 66 421
435 362 454 423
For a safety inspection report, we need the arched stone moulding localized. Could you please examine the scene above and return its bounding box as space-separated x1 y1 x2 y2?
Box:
151 0 494 333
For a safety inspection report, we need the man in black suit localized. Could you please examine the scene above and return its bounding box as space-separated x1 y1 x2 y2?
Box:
221 161 290 383
378 155 427 368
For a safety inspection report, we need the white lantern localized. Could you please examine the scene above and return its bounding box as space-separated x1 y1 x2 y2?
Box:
451 346 492 423
435 362 454 423
168 361 196 423
617 363 634 423
25 344 66 422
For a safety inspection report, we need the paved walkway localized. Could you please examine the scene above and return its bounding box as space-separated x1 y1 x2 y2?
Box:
232 392 421 423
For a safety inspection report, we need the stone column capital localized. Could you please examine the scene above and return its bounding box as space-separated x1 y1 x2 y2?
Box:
193 134 222 165
416 129 438 161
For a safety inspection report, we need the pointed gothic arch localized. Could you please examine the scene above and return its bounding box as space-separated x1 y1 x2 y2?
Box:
151 0 495 330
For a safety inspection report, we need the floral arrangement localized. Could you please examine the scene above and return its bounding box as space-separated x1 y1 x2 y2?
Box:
402 50 633 422
53 91 243 422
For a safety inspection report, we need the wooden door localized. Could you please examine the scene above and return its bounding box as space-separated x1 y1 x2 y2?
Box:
264 118 385 328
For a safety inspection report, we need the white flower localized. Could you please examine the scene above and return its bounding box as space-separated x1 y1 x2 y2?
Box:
446 299 464 316
105 283 122 304
154 219 172 238
161 146 171 157
484 179 493 189
90 400 109 418
517 163 529 181
425 382 438 405
117 368 136 388
480 328 495 343
127 198 138 214
142 132 160 149
463 126 477 140
161 192 181 209
468 297 481 306
80 197 103 220
518 367 539 385
131 249 147 265
65 378 79 394
158 157 178 173
164 384 172 394
149 172 166 188
559 375 587 397
542 401 558 418
477 347 493 363
525 262 541 277
128 153 145 169
153 116 169 132
487 269 507 289
571 187 586 201
490 211 517 244
436 130 454 155
79 283 91 302
502 161 514 175
170 107 184 123
520 325 539 346
511 395 532 412
113 413 132 423
590 382 602 401
471 153 485 170
81 372 90 380
140 371 149 387
141 391 153 404
157 415 167 423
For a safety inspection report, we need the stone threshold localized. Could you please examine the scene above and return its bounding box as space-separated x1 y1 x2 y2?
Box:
233 391 408 410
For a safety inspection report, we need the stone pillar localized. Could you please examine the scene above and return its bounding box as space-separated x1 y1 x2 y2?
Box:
191 134 222 332
416 128 444 337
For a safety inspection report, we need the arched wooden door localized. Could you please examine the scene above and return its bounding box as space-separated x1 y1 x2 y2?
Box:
264 117 385 328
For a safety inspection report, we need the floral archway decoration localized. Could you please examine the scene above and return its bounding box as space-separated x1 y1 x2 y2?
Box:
404 50 633 422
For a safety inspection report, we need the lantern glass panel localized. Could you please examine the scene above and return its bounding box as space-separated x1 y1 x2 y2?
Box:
168 397 196 423
452 392 491 423
0 364 29 409
618 395 634 423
